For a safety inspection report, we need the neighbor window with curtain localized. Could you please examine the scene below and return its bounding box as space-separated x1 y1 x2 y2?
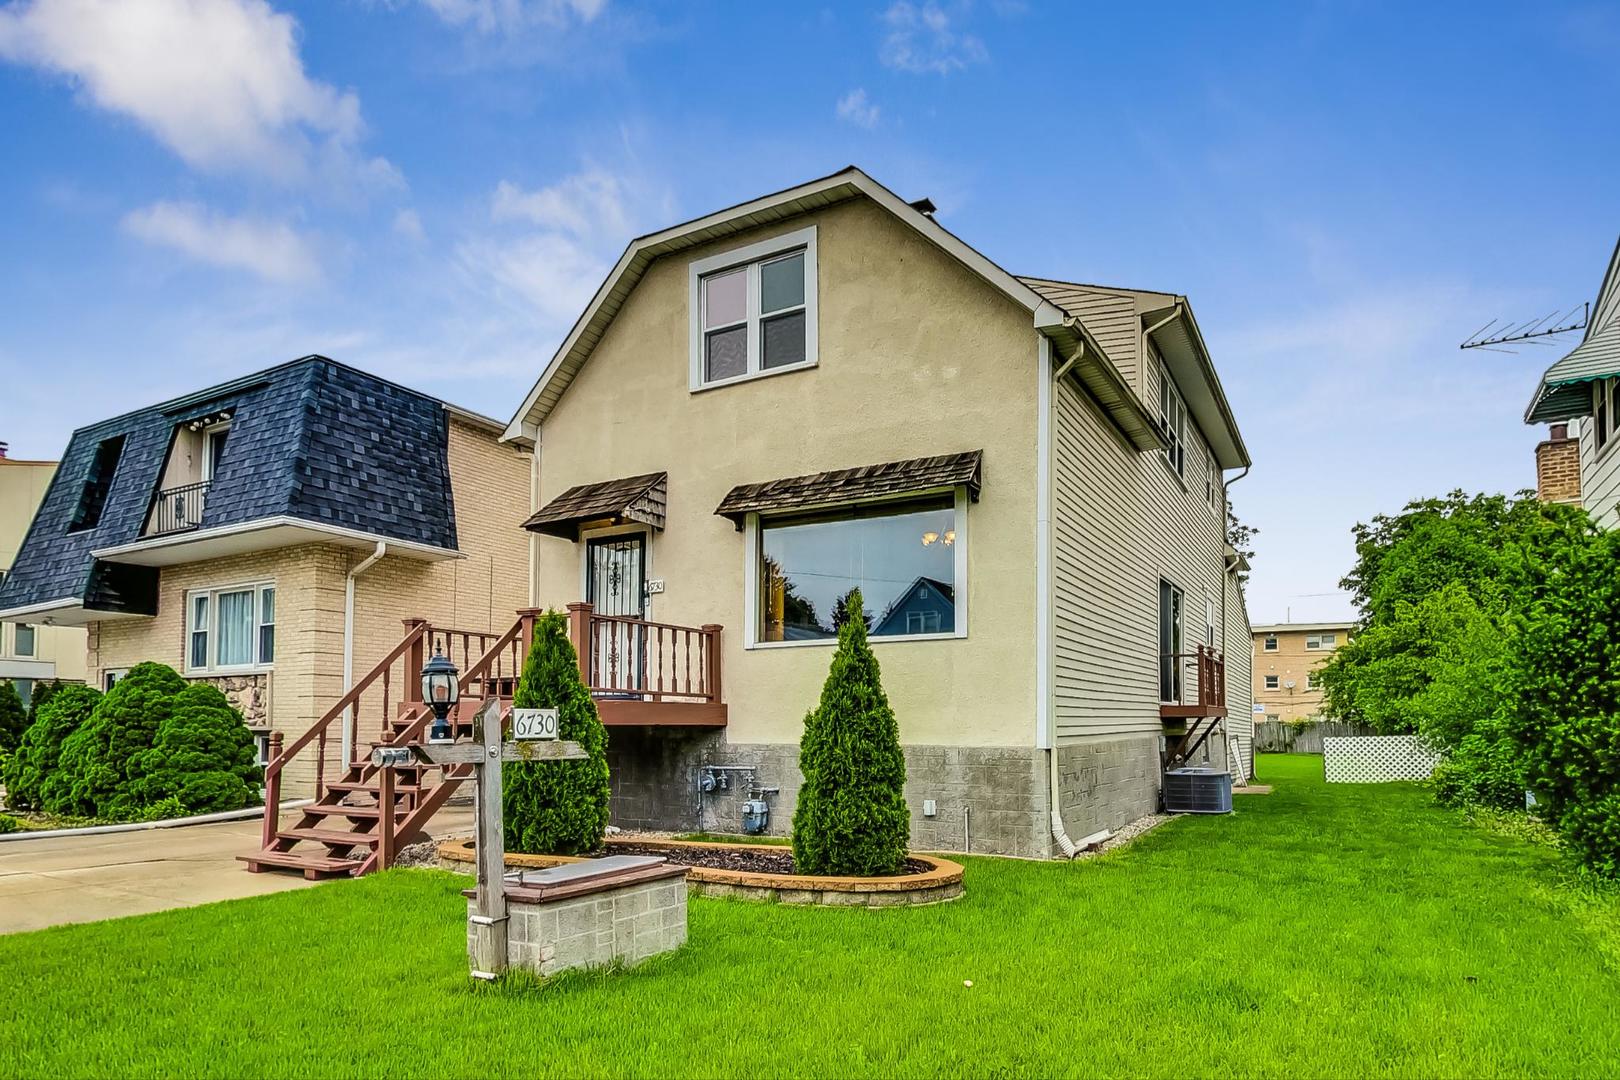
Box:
186 583 274 672
757 496 960 644
691 226 818 389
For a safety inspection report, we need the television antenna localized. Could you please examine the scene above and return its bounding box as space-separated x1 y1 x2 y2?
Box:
1460 303 1588 353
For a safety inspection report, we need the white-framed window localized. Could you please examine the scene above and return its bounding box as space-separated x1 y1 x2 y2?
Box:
13 623 35 658
1305 633 1336 651
1206 444 1220 510
1594 378 1617 455
103 668 128 692
1265 675 1280 690
745 488 967 648
252 731 273 768
1303 673 1314 690
1263 634 1278 652
689 225 819 391
186 582 275 673
1159 360 1186 477
202 420 231 481
1205 595 1216 647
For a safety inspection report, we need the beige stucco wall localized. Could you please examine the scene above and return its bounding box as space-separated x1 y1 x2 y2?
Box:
531 196 1041 748
1251 626 1350 723
86 417 531 795
0 458 87 685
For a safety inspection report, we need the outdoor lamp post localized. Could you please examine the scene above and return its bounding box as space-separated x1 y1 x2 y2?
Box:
422 651 460 744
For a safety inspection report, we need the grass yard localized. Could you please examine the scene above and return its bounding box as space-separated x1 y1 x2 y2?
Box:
3 755 1619 1078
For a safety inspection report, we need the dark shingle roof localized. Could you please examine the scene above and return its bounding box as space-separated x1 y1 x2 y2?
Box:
0 356 462 617
714 451 982 525
523 472 667 539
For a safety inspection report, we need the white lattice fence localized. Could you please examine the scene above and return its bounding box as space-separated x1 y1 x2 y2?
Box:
1323 736 1442 783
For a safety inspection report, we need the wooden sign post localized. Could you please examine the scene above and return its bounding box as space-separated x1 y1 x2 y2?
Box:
373 698 586 980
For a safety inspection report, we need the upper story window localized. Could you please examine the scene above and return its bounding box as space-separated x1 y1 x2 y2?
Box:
690 226 818 391
1305 632 1337 651
13 623 35 658
1205 444 1221 510
752 493 964 646
1265 675 1280 690
1595 378 1617 455
187 582 275 674
1263 634 1278 652
1158 361 1186 477
68 434 126 533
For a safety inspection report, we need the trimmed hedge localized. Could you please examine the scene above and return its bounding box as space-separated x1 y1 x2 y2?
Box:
4 683 101 812
51 663 188 819
793 588 910 876
0 681 25 755
126 684 263 815
502 611 611 855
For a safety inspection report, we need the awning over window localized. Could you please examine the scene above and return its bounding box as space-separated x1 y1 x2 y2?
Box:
714 451 982 526
523 472 667 539
1526 324 1620 423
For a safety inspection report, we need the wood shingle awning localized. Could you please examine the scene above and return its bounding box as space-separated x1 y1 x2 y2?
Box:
714 451 982 526
523 472 667 539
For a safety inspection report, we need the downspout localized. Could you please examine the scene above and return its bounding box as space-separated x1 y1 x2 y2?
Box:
1220 464 1252 779
341 541 388 768
1041 330 1082 859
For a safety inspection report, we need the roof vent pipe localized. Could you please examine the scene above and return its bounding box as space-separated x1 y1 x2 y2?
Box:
908 197 937 217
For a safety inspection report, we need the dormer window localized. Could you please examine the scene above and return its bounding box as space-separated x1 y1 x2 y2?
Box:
68 434 126 533
690 225 818 390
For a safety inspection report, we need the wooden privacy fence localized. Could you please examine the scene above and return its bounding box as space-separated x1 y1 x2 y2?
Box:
1254 720 1376 754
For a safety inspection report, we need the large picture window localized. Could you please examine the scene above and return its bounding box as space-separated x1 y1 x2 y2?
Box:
186 582 275 673
690 226 818 390
755 495 962 644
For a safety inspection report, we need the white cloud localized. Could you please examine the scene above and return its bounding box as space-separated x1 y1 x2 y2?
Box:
836 88 880 129
490 168 630 238
0 0 390 186
880 1 986 75
121 200 318 282
393 207 426 241
420 0 606 34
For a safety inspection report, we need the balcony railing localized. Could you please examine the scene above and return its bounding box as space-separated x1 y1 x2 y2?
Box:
149 480 210 536
1160 644 1227 719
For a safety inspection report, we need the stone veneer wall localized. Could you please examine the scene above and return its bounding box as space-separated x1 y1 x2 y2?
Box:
191 673 270 728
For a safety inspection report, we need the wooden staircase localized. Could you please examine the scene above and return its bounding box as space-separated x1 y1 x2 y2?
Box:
241 611 540 879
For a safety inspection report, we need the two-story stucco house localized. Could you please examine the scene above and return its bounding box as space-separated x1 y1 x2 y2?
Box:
499 167 1255 860
0 356 531 803
1527 236 1620 523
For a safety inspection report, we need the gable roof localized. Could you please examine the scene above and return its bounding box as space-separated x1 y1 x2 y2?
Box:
1526 236 1620 424
523 472 667 538
0 356 472 623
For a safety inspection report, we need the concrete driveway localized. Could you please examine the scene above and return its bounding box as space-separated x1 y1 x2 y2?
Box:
0 806 473 935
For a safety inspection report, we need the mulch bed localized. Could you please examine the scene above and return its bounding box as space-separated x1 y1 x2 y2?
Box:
606 842 932 877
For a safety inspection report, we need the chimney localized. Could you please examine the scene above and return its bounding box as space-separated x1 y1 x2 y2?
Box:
1535 423 1582 507
908 197 937 218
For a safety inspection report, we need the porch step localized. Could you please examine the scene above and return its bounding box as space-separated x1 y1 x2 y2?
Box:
278 827 381 848
326 779 423 795
305 803 391 819
238 851 361 880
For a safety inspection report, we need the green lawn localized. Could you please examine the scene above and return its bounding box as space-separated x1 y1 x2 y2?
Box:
4 755 1618 1078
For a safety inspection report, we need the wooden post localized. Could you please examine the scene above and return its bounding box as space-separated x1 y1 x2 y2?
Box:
403 618 428 705
566 603 593 688
261 730 284 850
376 765 396 872
701 624 723 704
469 698 508 980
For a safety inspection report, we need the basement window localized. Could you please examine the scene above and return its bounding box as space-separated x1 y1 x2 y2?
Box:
68 434 126 533
690 226 818 390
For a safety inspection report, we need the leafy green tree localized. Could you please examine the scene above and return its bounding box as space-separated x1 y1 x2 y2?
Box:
125 684 263 815
502 611 611 855
27 680 63 725
793 588 910 876
4 683 100 811
0 681 26 755
51 662 187 818
1507 527 1620 875
830 588 871 633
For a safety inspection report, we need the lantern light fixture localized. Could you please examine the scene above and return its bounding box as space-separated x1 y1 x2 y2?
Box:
421 651 460 744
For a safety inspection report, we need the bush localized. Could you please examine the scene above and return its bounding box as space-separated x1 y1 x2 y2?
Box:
51 663 187 819
0 813 20 834
0 681 26 755
502 611 611 855
3 683 100 811
1431 733 1523 811
792 588 910 876
1508 528 1620 876
27 679 63 725
125 684 263 816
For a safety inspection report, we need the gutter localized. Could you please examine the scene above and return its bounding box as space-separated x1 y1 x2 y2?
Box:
1220 464 1253 780
341 541 388 766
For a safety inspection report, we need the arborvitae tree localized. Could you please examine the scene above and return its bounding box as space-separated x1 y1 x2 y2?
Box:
502 610 611 854
27 680 63 725
125 684 263 815
0 681 26 755
52 662 187 818
792 588 910 876
5 684 100 811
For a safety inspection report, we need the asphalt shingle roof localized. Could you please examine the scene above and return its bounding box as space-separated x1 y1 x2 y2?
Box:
714 451 983 525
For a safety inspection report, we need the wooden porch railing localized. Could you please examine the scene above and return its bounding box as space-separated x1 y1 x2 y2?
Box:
566 602 722 703
1160 644 1227 718
259 610 541 851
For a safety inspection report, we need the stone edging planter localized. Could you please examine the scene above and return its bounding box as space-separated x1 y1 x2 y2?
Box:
436 836 965 907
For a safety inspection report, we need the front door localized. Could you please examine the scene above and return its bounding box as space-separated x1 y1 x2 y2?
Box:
586 535 646 693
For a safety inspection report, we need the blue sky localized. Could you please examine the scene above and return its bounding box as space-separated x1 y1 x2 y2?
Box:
2 1 1617 624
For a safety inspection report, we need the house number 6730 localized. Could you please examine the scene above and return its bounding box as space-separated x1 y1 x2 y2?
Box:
512 708 560 740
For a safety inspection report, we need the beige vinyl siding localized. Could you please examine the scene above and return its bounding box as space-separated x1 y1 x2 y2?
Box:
1051 344 1232 743
1223 569 1254 777
1023 280 1142 394
1578 414 1620 528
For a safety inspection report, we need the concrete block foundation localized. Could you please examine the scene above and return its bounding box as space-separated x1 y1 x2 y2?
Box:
470 868 688 978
